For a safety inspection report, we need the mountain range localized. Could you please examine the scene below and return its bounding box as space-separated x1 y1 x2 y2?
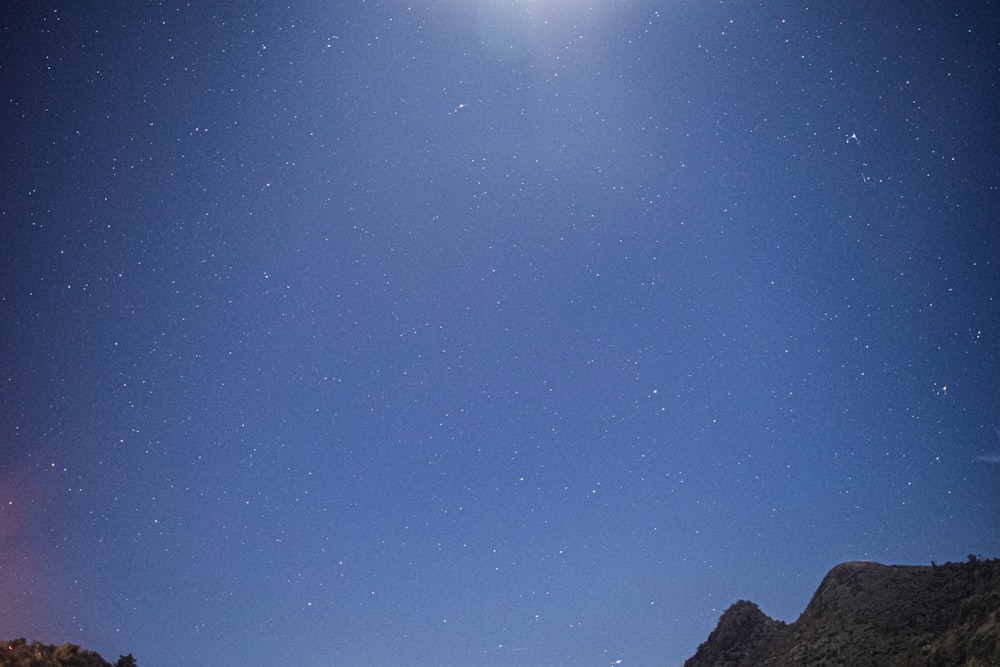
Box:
684 556 1000 666
4 557 997 666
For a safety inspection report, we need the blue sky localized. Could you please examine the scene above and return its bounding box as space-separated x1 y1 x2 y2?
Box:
2 2 999 665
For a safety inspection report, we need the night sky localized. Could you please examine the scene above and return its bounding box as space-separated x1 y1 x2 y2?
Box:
2 2 999 666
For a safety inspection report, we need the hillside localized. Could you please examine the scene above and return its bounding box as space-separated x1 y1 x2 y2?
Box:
684 557 1000 667
1 638 136 667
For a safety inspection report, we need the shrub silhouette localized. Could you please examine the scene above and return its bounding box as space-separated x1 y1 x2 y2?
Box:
1 639 137 667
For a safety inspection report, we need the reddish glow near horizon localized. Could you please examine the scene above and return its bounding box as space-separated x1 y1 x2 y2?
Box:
0 463 53 638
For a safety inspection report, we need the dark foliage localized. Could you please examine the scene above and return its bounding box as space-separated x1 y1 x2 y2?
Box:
1 639 137 667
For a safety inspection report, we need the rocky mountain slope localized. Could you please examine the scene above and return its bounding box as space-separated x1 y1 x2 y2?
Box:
684 557 1000 667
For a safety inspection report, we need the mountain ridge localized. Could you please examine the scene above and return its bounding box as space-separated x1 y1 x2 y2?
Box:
684 557 1000 667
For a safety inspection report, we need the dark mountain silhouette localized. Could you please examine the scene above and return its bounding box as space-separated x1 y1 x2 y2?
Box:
1 638 136 667
5 558 998 666
684 556 1000 667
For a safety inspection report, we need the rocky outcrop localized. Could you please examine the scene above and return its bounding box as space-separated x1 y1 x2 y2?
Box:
684 557 1000 667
